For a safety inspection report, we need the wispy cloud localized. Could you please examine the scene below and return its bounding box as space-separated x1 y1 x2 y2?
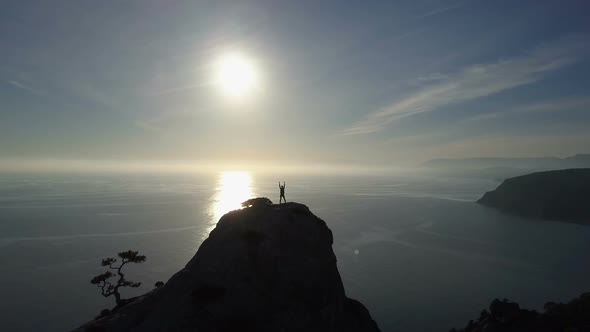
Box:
416 0 468 19
134 107 197 133
414 72 449 84
467 96 590 122
134 119 164 132
146 82 211 97
343 37 588 135
8 80 44 96
421 129 590 159
510 97 590 114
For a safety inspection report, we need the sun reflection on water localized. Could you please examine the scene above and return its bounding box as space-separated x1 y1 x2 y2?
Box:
205 171 254 237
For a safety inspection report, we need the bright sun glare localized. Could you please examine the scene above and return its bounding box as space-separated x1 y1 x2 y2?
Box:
206 171 254 238
214 53 259 98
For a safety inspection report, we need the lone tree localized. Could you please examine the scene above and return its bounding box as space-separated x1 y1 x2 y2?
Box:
90 250 146 306
241 197 273 208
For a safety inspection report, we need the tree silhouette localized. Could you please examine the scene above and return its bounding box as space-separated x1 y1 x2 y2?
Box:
90 250 146 306
241 197 273 208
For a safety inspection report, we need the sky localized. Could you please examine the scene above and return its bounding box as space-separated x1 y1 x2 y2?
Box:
1 0 589 171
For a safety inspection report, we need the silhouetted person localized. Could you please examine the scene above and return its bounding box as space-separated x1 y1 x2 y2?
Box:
279 181 286 204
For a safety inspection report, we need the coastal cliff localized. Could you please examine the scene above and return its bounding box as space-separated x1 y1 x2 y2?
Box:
73 201 380 332
477 168 590 223
451 293 590 332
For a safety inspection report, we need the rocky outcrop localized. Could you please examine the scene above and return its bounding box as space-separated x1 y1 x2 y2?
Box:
477 168 590 223
73 201 380 332
451 293 590 332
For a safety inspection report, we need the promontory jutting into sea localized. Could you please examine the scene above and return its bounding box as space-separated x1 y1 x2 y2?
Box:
1 1 590 331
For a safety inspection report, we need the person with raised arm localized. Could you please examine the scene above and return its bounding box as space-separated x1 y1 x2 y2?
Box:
279 181 286 204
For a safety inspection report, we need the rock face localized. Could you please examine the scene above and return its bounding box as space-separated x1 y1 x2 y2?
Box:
451 293 590 332
477 168 590 223
73 202 380 332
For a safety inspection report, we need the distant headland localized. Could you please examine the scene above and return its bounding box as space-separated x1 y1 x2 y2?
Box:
477 168 590 224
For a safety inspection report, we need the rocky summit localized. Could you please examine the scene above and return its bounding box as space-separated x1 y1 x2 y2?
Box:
73 201 380 332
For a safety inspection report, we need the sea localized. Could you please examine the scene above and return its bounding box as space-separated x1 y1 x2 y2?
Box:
1 170 590 332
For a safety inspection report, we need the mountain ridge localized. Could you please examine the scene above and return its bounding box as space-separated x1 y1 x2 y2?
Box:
422 154 590 170
73 201 380 332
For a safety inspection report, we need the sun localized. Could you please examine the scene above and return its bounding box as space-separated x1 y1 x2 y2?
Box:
214 53 259 98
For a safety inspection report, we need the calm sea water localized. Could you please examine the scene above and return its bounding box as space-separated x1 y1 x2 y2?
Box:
1 171 590 332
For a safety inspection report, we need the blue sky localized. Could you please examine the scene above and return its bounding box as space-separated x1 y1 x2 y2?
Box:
1 0 589 169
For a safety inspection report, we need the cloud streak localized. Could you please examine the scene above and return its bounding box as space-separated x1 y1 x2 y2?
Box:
8 80 44 96
466 96 590 122
343 37 588 135
416 0 468 19
146 82 212 97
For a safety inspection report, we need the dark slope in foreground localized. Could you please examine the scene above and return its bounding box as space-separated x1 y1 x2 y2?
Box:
451 293 590 332
477 168 590 223
73 202 380 332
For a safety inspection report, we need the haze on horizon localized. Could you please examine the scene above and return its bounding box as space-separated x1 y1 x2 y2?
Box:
1 0 590 173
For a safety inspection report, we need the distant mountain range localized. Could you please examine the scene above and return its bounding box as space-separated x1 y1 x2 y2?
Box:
420 154 590 179
422 154 590 169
